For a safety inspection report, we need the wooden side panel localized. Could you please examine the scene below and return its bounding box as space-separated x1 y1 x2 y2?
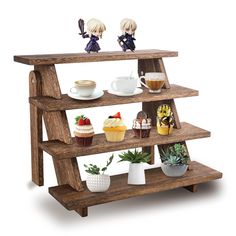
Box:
34 65 61 99
29 71 44 186
33 65 72 144
43 111 72 144
33 67 84 191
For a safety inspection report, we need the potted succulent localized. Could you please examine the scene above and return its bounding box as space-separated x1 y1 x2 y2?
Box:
160 143 189 177
157 104 175 135
84 154 114 192
118 149 150 185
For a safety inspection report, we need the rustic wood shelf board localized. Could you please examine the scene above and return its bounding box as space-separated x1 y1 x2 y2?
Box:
29 84 198 111
39 122 210 159
14 49 178 65
49 161 222 210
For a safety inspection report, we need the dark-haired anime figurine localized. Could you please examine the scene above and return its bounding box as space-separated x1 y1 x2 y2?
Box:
78 18 106 53
117 18 137 52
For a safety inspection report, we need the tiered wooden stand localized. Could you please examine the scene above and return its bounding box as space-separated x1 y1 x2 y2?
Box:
14 49 222 217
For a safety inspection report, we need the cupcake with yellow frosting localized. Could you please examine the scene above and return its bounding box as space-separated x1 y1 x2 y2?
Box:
103 112 127 142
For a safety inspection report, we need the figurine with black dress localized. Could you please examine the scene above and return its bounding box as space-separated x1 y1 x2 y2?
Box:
118 18 137 52
78 18 106 53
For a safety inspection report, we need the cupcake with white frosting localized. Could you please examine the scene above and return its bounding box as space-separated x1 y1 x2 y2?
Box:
133 111 152 138
103 112 127 142
74 115 94 146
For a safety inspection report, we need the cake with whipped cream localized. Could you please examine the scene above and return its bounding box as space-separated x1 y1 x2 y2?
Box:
103 112 127 142
133 111 152 138
74 115 94 146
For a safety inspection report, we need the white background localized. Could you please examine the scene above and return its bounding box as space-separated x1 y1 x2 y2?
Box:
1 0 235 235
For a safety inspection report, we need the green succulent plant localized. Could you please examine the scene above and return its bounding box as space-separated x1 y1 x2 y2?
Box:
160 143 189 166
118 149 151 164
84 154 114 175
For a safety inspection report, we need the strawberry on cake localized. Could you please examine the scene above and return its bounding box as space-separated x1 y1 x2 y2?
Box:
103 112 127 142
74 115 94 146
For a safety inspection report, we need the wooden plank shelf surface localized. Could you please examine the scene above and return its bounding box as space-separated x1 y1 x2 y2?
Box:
39 122 210 159
29 84 198 111
14 49 178 65
49 161 222 211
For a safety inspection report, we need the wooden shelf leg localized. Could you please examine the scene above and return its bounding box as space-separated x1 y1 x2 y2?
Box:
29 71 44 186
138 58 174 164
184 184 198 193
75 207 88 217
33 67 84 191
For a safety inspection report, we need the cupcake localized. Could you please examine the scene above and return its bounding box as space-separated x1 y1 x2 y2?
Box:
156 104 175 135
74 115 94 146
103 112 127 142
133 111 152 138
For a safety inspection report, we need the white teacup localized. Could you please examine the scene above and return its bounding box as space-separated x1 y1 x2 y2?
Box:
111 76 137 94
70 80 96 97
139 72 165 93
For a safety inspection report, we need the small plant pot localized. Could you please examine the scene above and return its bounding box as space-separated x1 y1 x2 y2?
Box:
128 163 146 185
161 163 188 177
86 174 111 192
157 124 174 135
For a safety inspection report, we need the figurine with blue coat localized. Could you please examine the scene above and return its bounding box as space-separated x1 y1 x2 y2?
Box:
78 18 106 53
118 18 137 52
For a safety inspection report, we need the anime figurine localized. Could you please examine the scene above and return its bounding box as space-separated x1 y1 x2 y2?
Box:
78 18 106 53
117 18 137 52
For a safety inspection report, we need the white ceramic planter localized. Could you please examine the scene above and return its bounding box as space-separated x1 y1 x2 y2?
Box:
128 163 146 185
161 163 188 177
86 174 111 192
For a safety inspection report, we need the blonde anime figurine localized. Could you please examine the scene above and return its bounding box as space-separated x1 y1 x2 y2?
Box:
78 18 106 53
118 18 137 52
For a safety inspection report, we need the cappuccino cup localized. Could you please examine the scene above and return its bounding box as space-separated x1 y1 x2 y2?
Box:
70 80 96 97
111 76 137 94
139 72 165 93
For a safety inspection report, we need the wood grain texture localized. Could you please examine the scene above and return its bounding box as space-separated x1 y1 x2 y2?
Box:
138 58 172 162
49 161 222 211
32 69 83 191
157 58 170 89
34 65 61 99
29 71 44 186
14 49 178 65
43 111 72 144
39 122 211 159
29 84 198 111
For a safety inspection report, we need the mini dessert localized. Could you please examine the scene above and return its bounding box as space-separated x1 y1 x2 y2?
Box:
74 115 94 146
133 111 152 138
157 104 175 135
103 112 127 142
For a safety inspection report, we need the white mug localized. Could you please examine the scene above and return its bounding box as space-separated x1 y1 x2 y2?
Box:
139 72 165 93
70 80 96 97
111 76 137 94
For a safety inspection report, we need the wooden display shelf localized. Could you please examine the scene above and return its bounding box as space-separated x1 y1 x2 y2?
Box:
14 49 178 65
14 48 222 217
29 84 198 111
49 161 222 215
39 122 210 159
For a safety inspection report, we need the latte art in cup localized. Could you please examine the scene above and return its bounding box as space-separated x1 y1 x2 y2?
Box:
75 80 96 87
70 80 96 97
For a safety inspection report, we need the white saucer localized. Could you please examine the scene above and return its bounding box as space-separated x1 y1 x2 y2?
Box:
108 88 143 97
68 89 104 100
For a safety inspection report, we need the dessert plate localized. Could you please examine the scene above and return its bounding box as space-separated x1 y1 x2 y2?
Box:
68 89 104 100
108 88 143 97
